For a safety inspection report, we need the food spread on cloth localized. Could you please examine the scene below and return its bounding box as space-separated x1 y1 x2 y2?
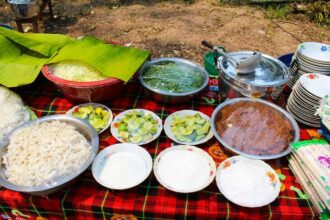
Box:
215 101 294 155
67 104 112 133
0 31 330 219
2 121 92 186
216 156 280 207
0 86 30 140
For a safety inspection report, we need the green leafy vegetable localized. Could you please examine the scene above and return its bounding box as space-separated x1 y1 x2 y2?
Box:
142 61 205 93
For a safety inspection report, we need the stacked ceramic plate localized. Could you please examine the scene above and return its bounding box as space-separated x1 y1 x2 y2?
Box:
287 42 330 88
287 73 330 127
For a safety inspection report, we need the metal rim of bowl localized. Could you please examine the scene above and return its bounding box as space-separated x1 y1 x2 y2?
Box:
210 98 300 160
66 103 113 134
0 115 99 193
138 57 209 97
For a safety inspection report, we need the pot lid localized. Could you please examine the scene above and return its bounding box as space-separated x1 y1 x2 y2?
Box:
218 51 289 87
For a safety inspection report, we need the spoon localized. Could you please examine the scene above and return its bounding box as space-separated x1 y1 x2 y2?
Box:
201 40 261 74
234 52 262 74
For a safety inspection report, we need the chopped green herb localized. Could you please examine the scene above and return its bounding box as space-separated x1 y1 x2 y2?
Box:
142 62 205 93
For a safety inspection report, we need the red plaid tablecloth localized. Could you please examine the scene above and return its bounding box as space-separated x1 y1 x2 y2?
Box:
0 77 320 220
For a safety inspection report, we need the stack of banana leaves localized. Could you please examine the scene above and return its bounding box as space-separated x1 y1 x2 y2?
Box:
0 27 150 87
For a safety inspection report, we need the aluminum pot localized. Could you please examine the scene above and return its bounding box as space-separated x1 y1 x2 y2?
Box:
216 51 290 102
139 58 209 104
8 0 40 19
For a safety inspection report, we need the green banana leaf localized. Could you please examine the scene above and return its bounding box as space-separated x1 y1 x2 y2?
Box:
0 27 74 87
0 27 150 87
49 36 150 82
0 26 75 57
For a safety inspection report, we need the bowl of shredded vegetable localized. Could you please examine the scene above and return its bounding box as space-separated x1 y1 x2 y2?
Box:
41 62 124 103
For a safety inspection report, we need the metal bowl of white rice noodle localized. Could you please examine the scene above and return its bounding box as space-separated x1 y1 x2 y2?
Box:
0 115 99 195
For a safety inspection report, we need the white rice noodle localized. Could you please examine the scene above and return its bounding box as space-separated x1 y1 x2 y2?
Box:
2 121 91 186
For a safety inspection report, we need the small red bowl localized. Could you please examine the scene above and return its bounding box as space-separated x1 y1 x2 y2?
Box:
41 65 125 103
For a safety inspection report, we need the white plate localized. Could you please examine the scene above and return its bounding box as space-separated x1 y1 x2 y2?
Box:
110 109 162 145
288 96 318 117
299 73 330 98
298 42 330 63
297 51 330 65
216 156 280 208
164 110 213 145
153 145 216 193
66 103 113 134
286 105 320 127
287 102 319 123
92 143 152 190
297 53 330 67
291 89 315 109
295 85 320 105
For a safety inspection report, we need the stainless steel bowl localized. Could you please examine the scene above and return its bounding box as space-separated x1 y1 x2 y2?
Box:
0 115 99 195
8 0 39 19
138 58 209 104
210 98 300 160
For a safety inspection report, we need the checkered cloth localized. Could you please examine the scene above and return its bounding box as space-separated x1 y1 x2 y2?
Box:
0 77 319 220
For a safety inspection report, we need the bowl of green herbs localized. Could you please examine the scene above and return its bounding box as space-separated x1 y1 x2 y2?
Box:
138 58 209 104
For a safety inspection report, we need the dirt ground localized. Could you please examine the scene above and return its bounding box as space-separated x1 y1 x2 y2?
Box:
1 0 330 64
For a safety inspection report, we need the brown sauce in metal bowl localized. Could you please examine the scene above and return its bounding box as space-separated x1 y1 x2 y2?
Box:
216 101 293 156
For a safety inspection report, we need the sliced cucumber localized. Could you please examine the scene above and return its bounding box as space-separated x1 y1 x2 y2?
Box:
130 135 143 143
119 131 129 139
139 127 149 135
128 121 139 130
150 125 158 134
143 133 153 142
118 124 127 132
117 110 159 144
180 127 194 136
196 123 209 135
90 118 104 129
143 121 153 130
170 112 210 143
195 117 206 124
195 134 206 142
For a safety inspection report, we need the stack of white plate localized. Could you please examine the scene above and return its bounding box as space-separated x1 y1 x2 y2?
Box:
286 73 330 127
287 42 330 88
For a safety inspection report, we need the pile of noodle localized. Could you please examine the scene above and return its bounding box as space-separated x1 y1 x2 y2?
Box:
2 121 91 186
